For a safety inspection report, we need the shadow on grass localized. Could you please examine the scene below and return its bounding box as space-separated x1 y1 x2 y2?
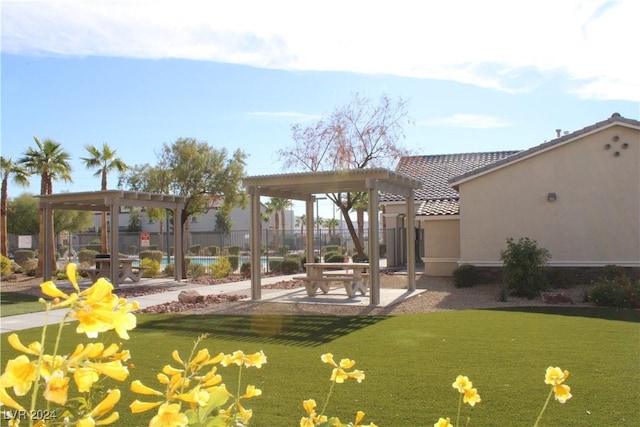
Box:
483 305 640 322
137 314 390 347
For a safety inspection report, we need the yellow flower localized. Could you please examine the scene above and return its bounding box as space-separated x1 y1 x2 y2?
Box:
149 403 188 427
78 389 121 426
339 358 356 369
321 353 337 367
130 400 163 414
40 281 70 299
176 385 210 407
463 387 481 407
74 368 100 392
43 370 69 405
0 386 26 410
0 355 38 396
434 417 452 427
86 360 129 382
347 369 365 383
303 399 318 416
243 350 267 368
545 366 569 386
240 384 262 399
452 375 473 393
221 350 244 367
553 384 572 403
131 380 164 396
66 262 80 292
7 334 41 356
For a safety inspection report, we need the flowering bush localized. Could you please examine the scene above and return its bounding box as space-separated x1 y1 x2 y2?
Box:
0 263 573 426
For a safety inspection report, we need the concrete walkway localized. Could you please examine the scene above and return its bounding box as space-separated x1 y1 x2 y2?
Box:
1 271 425 333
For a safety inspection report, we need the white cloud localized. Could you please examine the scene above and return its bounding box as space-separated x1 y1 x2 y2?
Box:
2 0 638 101
420 114 511 129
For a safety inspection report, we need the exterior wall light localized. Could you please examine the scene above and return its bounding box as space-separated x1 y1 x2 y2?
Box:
547 192 557 202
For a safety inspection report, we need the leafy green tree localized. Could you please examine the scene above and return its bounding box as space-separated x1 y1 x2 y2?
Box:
7 193 39 235
1 156 29 256
8 193 93 238
278 93 411 258
122 138 247 278
119 164 170 252
81 143 128 253
214 209 233 234
126 207 143 232
18 137 73 275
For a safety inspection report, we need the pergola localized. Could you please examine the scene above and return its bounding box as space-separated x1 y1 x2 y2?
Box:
38 190 186 286
243 168 422 305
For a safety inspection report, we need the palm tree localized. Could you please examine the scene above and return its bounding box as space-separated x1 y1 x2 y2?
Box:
18 137 73 275
81 143 128 253
1 157 29 257
324 218 339 237
264 198 293 254
295 214 306 235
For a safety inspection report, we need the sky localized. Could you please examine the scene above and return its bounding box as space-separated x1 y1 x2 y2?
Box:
2 0 639 220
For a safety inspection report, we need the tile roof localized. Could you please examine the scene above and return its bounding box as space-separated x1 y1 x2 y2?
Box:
382 151 519 215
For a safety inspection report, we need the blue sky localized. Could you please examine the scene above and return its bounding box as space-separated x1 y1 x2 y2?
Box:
2 0 639 219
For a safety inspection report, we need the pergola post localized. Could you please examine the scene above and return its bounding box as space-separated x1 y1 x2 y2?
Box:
306 197 315 265
367 179 380 305
109 198 120 286
248 187 262 300
406 194 416 291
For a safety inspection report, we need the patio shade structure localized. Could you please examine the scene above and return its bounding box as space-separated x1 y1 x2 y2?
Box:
243 168 422 305
38 190 186 286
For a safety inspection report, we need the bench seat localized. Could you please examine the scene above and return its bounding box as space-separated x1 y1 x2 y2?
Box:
292 275 367 298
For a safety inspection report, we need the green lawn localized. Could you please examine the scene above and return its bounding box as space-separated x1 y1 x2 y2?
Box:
0 292 45 317
1 308 638 426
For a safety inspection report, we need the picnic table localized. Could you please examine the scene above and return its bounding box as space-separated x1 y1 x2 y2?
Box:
293 262 370 298
79 258 148 283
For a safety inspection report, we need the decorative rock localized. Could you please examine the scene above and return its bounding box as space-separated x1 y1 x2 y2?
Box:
178 290 205 303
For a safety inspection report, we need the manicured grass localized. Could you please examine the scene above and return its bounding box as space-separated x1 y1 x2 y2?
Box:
0 292 45 317
1 308 638 426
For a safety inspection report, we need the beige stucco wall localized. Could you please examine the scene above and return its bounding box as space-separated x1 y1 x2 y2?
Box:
457 124 640 267
422 218 460 276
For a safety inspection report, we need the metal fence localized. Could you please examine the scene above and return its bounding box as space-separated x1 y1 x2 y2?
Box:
7 227 423 266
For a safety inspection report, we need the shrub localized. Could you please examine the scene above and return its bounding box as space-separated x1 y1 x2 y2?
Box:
453 264 479 288
164 263 175 276
278 245 289 256
323 245 343 255
240 261 251 278
353 253 369 263
208 246 221 256
128 244 137 255
500 237 551 299
602 264 629 280
229 246 241 255
140 250 163 263
269 259 283 273
23 258 38 276
13 250 35 267
281 258 302 274
140 258 160 278
77 249 99 264
588 274 640 308
228 255 239 272
324 251 345 263
188 262 206 279
1 254 11 275
85 239 102 253
188 244 201 255
211 257 232 279
301 255 321 265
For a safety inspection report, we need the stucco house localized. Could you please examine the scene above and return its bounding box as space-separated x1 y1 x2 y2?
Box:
382 113 640 276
